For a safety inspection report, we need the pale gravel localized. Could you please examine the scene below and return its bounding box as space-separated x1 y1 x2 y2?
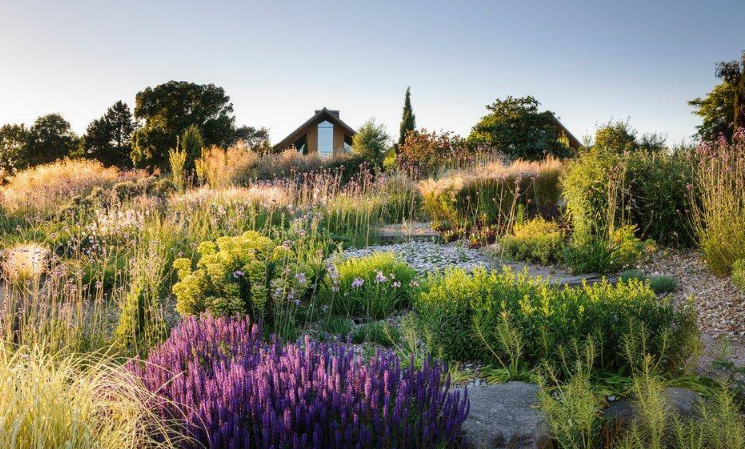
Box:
638 248 745 368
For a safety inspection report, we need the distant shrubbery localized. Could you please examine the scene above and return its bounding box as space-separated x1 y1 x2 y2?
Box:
414 267 697 377
194 144 369 187
134 314 469 449
418 158 563 240
0 159 146 216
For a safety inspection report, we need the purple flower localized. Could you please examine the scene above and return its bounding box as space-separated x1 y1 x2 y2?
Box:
351 277 365 289
295 272 307 285
375 270 387 283
232 270 244 279
131 314 469 449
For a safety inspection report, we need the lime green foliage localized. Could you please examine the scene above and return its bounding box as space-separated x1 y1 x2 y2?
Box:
615 363 745 449
320 252 418 319
172 231 320 324
500 217 565 264
564 225 655 274
539 372 602 449
414 267 698 377
352 321 401 347
733 260 745 290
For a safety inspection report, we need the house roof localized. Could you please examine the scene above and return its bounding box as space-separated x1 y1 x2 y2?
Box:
273 108 357 151
548 114 582 149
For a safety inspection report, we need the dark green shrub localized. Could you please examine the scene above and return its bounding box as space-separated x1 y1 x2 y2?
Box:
320 252 418 319
562 147 694 248
414 267 698 376
500 217 565 264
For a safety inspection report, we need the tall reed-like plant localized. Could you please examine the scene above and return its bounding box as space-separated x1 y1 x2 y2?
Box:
689 130 745 275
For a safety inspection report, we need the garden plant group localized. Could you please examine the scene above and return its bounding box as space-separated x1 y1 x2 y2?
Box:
2 50 745 448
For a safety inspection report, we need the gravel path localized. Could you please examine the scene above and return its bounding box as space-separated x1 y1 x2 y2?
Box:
638 249 745 368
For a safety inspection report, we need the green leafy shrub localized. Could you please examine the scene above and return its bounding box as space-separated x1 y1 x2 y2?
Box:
172 231 321 327
320 252 418 319
732 260 745 291
414 267 697 376
564 225 654 274
620 269 647 283
562 147 694 248
500 217 565 264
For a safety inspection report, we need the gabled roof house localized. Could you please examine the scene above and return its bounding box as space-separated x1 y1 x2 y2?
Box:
273 108 356 156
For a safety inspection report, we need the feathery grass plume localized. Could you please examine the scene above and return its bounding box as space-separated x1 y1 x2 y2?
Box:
167 147 187 192
1 242 50 283
0 158 143 216
0 343 179 449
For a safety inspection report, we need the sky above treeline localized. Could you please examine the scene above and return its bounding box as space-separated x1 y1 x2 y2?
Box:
0 0 743 145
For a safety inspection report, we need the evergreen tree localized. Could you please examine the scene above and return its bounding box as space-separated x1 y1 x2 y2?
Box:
180 124 204 171
83 101 135 167
398 87 416 146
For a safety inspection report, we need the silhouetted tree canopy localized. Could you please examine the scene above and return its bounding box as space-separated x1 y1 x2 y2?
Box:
83 101 135 167
131 81 234 169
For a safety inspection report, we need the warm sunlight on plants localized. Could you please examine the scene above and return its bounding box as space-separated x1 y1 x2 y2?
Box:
2 242 50 282
0 344 178 449
0 158 143 216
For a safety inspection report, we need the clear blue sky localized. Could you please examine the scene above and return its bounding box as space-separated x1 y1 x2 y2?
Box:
1 0 743 144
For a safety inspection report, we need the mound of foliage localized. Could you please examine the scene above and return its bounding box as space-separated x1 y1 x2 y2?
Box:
320 252 418 319
500 217 565 264
172 231 323 327
133 314 470 449
414 267 698 378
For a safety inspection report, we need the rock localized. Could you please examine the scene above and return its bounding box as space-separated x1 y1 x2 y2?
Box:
604 387 701 423
460 382 549 449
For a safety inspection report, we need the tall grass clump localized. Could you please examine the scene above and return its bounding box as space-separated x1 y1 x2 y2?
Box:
0 343 177 449
0 158 143 216
414 267 698 378
133 314 470 449
689 130 745 275
195 143 258 187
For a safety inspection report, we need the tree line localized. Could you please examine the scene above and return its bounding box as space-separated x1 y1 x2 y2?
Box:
0 81 269 175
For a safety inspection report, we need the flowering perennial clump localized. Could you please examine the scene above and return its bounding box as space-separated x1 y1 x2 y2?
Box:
172 231 317 321
134 314 469 449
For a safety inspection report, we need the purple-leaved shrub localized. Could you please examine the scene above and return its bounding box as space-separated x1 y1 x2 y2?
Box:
132 314 469 448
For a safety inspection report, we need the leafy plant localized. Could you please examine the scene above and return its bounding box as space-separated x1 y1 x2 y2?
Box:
172 231 322 332
500 217 565 264
320 252 418 319
414 267 698 378
649 275 678 295
352 321 401 347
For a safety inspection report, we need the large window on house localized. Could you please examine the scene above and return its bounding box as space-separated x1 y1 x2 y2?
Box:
317 120 334 156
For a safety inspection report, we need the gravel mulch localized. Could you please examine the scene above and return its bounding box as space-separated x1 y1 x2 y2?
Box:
638 248 745 368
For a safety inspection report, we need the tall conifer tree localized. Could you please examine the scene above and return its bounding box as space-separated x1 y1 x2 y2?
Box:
398 87 416 146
